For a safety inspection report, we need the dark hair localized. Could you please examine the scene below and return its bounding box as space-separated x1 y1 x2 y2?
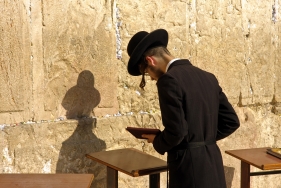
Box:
138 56 148 89
138 46 171 90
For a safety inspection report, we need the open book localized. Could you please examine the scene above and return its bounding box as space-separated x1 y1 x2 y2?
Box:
126 127 161 139
266 148 281 159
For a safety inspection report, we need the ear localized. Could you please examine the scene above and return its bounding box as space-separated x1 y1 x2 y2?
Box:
145 56 157 66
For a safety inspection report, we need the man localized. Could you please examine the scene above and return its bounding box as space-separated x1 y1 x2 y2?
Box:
126 29 240 188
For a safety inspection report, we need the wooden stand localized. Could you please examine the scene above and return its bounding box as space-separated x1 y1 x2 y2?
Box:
86 148 167 188
226 147 281 188
0 174 94 188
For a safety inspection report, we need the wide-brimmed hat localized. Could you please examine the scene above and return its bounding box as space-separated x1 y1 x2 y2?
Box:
127 29 168 76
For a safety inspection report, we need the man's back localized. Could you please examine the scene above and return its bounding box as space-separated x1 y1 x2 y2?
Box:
153 59 240 187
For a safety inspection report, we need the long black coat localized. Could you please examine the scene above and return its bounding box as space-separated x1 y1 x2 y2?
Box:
153 59 240 188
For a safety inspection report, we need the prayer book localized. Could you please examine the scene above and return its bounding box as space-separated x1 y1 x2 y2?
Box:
126 127 161 139
266 148 281 159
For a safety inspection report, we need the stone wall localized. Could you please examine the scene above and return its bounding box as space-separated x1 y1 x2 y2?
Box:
1 0 281 187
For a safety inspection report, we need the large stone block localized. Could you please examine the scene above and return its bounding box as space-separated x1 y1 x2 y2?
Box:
0 0 32 123
186 0 278 106
42 0 118 119
240 0 275 105
188 1 246 104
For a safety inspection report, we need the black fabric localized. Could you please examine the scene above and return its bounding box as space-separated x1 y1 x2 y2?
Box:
168 140 216 152
152 59 240 187
167 146 226 188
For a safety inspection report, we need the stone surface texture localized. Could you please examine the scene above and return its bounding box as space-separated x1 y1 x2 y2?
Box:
0 0 281 188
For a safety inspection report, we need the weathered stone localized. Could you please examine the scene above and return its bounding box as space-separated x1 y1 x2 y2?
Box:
275 22 281 101
1 109 281 188
219 105 281 188
0 115 167 188
0 0 31 123
0 0 281 188
41 0 118 119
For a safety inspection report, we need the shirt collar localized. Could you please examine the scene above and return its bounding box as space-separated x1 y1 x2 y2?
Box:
165 58 180 72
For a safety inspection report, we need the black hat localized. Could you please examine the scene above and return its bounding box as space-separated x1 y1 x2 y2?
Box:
127 29 168 76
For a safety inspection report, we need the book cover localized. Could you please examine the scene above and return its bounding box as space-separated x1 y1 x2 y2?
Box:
266 148 281 159
126 127 161 139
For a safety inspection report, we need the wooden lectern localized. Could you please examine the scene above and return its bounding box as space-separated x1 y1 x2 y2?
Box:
226 147 281 188
86 148 167 188
0 174 94 188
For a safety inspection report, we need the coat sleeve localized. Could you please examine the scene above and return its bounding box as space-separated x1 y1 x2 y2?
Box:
153 75 188 155
216 86 240 140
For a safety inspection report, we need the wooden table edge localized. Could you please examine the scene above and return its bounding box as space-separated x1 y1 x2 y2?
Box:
225 148 281 170
132 166 167 177
85 153 167 177
261 164 281 170
86 154 135 177
87 174 95 188
225 150 264 169
0 174 95 188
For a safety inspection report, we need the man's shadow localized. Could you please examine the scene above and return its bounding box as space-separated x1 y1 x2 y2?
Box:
56 70 106 187
61 70 101 118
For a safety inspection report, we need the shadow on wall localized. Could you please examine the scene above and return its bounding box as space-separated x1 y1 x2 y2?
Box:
56 118 106 187
57 70 106 187
62 70 101 119
224 166 235 188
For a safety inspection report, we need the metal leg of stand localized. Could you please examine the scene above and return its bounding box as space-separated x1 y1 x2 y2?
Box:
149 173 160 188
241 161 250 188
107 166 118 188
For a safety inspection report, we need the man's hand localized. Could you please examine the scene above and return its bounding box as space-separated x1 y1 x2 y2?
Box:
142 134 156 143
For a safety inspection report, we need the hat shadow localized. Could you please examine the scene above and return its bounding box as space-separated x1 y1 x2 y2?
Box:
61 70 100 119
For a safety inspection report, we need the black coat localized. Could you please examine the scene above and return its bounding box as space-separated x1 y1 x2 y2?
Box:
153 59 240 188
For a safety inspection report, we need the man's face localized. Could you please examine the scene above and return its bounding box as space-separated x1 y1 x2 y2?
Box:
145 63 164 81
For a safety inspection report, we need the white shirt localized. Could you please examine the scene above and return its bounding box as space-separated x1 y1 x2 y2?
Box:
165 58 180 72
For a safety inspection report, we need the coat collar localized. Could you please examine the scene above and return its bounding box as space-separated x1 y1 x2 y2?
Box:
165 58 181 72
167 59 192 71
